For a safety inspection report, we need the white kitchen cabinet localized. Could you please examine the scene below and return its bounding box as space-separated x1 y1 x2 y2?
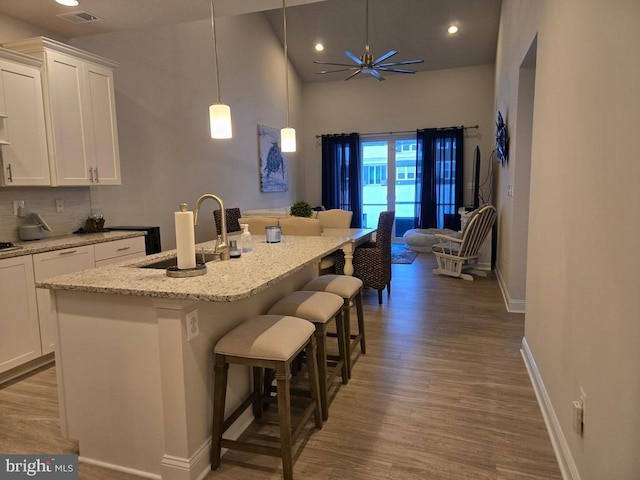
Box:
0 49 50 186
33 245 95 354
0 255 41 374
94 236 146 267
3 37 121 186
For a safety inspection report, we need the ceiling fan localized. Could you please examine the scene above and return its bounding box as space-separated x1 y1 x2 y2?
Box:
314 0 424 81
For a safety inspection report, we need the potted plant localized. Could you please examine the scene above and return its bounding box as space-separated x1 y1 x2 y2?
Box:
289 200 313 218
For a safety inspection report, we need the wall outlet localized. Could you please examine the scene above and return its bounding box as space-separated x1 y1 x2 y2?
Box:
12 200 25 216
186 310 199 341
56 199 64 213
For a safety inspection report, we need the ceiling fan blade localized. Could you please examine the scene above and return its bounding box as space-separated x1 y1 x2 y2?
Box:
314 60 361 67
345 51 363 65
378 59 424 67
369 69 386 81
373 50 397 65
377 67 417 74
344 69 363 81
316 67 361 74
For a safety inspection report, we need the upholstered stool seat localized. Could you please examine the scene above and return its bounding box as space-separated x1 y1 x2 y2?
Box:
211 315 322 480
301 275 365 378
268 291 348 420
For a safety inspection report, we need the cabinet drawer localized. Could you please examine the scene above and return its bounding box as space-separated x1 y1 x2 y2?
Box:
33 245 95 282
94 236 145 262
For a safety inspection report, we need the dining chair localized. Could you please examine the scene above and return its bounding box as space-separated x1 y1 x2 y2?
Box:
278 217 322 236
213 208 242 235
351 210 395 304
238 216 280 235
316 209 353 229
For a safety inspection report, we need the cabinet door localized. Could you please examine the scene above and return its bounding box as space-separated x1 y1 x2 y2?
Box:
0 256 41 373
33 245 95 354
0 59 50 186
83 62 121 185
45 50 91 185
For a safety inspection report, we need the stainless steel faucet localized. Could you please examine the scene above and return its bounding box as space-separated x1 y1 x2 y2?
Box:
194 194 229 261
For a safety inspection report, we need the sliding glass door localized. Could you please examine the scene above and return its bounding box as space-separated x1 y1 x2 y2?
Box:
361 135 417 240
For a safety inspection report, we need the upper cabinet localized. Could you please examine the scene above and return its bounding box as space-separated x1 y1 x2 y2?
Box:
0 49 51 186
3 37 121 186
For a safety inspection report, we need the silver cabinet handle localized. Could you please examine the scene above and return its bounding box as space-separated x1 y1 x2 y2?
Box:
94 167 99 183
6 164 12 183
89 168 94 183
59 250 78 255
116 246 131 252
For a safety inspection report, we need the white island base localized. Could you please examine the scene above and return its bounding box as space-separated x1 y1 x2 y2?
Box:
53 263 318 480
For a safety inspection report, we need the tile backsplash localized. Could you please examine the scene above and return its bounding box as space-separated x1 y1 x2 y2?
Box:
0 187 91 242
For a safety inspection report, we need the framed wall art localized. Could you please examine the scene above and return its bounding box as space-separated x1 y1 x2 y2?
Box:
258 124 288 192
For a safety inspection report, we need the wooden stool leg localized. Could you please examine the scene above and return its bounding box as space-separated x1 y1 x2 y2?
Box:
314 326 329 420
211 355 229 470
252 366 263 419
334 310 349 385
356 290 366 354
342 299 352 379
305 335 323 429
275 368 293 480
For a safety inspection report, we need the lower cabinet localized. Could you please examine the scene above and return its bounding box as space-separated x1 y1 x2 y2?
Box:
33 245 95 355
1 235 147 378
0 255 41 374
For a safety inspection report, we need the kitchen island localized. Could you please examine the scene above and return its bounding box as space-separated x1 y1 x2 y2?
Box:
38 235 350 480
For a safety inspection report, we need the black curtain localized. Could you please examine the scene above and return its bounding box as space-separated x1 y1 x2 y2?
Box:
415 127 464 230
321 133 362 228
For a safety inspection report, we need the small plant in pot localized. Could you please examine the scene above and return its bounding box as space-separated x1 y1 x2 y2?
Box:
289 200 313 218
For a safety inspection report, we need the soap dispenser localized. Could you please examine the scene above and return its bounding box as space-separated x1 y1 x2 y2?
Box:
240 223 252 253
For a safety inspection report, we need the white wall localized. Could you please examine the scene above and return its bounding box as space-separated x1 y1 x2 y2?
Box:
301 64 496 208
496 1 640 478
71 12 303 249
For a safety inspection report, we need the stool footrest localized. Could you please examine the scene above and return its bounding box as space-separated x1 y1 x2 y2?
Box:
221 439 281 458
223 394 255 433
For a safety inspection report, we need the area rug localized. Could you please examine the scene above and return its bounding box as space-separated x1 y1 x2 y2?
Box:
391 243 418 264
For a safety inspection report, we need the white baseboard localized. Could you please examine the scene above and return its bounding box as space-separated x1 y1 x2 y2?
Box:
495 267 526 313
79 457 161 480
521 338 581 480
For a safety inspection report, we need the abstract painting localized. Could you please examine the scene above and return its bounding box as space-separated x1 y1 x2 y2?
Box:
258 124 288 192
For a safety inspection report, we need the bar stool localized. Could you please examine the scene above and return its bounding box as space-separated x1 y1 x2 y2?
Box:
268 291 348 420
302 275 365 378
211 315 322 480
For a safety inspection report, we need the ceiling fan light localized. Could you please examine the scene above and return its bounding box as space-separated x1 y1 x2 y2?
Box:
209 104 232 139
281 127 296 152
55 0 79 5
448 25 459 34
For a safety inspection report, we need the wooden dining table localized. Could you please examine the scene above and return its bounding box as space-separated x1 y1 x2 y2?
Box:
322 227 375 276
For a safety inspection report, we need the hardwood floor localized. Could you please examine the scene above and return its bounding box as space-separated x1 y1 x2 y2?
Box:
0 253 561 480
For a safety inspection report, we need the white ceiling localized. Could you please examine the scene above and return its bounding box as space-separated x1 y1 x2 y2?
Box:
0 0 502 84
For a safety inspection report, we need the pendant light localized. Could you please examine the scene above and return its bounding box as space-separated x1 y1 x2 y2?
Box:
208 0 232 139
280 0 296 152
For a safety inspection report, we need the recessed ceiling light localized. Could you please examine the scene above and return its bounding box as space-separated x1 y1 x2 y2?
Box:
56 0 80 6
448 25 459 34
315 43 324 52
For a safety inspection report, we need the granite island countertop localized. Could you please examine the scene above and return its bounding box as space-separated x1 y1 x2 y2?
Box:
0 231 146 260
37 235 349 303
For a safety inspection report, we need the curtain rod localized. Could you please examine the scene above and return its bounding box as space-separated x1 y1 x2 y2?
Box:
315 125 479 138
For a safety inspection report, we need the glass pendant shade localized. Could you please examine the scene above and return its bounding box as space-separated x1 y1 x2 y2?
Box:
209 103 232 139
281 127 296 152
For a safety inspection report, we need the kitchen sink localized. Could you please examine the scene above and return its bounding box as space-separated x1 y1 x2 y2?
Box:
140 253 219 269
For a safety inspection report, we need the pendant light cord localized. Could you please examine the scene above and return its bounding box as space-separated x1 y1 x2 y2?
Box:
283 0 290 127
210 0 222 103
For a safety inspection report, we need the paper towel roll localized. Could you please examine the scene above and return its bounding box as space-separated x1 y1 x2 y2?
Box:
175 204 196 270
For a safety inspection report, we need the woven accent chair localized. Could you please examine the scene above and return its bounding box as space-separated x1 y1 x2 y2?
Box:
351 210 395 304
213 208 242 235
432 204 496 281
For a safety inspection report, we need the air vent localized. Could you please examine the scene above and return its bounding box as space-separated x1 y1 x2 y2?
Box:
56 11 103 24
